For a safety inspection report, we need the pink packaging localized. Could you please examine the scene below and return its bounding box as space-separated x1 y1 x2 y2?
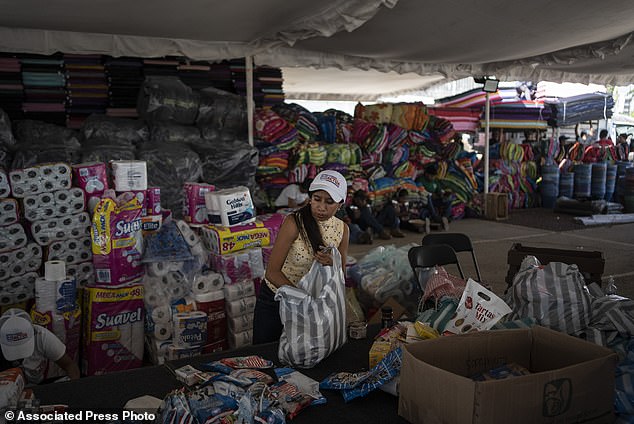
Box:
210 248 264 285
82 284 144 376
31 308 81 379
183 182 215 225
117 190 147 217
258 213 285 244
72 162 109 198
91 194 145 286
146 187 161 216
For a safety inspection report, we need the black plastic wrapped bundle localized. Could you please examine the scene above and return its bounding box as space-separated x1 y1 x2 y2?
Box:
137 76 200 125
149 122 204 144
80 137 137 164
81 115 149 145
190 139 258 190
196 87 248 141
137 141 203 215
11 120 81 168
0 109 15 148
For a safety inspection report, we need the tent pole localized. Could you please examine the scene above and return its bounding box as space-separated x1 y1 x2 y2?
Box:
484 92 490 213
246 55 254 147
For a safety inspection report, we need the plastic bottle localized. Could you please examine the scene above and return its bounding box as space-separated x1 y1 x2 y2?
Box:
381 306 394 329
604 276 617 296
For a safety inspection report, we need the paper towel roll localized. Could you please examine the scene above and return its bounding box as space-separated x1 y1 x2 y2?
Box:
153 322 172 341
151 305 172 324
192 271 224 295
45 260 66 281
147 262 169 277
35 276 57 312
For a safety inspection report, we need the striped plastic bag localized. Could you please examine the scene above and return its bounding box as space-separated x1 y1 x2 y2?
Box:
275 247 347 368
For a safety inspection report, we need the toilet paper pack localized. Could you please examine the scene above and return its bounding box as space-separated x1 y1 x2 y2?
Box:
183 182 214 225
91 194 144 286
200 221 270 256
82 284 145 376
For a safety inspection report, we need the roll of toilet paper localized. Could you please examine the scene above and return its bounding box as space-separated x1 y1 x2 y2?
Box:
44 260 66 281
172 311 207 348
192 271 224 295
0 243 42 281
0 168 9 198
0 223 27 253
144 291 161 308
153 322 172 341
176 220 199 247
161 270 187 287
111 160 147 191
147 262 169 278
0 198 19 226
225 295 257 317
151 305 172 324
167 261 183 272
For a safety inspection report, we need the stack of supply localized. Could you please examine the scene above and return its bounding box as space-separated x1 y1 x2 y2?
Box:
82 283 144 375
183 182 215 225
64 54 107 129
193 271 227 352
32 260 80 379
104 56 143 115
0 245 39 308
90 191 144 286
204 186 256 228
224 279 256 349
20 55 66 126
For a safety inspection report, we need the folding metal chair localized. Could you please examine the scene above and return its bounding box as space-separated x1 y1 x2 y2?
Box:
422 233 482 282
408 244 465 285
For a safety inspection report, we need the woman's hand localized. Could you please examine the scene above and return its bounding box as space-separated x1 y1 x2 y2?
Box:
314 248 333 266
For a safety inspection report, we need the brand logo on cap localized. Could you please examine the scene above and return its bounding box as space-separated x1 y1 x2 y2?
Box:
5 331 28 343
320 173 340 187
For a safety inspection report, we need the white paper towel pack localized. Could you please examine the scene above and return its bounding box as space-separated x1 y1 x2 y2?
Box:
111 160 147 191
204 186 256 227
9 163 72 198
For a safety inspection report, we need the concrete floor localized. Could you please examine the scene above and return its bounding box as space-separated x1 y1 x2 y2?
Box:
347 216 634 299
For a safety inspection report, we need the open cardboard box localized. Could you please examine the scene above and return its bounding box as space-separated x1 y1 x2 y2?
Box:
398 326 617 424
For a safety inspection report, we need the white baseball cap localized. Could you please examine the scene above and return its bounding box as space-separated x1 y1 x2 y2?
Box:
0 309 35 361
309 171 347 203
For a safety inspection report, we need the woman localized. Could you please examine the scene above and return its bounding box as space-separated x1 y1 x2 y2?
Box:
253 170 349 344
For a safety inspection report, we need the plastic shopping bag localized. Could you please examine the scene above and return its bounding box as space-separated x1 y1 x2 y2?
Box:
275 247 347 368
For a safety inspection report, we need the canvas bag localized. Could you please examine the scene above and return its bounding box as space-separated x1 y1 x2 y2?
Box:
275 246 347 368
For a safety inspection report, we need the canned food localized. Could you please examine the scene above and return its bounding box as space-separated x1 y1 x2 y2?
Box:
349 321 367 339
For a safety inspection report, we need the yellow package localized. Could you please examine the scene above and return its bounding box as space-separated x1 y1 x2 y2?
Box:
369 340 393 369
414 321 440 340
201 221 270 255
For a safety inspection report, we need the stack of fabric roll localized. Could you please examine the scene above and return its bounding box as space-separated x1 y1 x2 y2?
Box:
0 56 23 121
64 54 107 129
104 56 143 118
20 54 66 126
545 93 614 127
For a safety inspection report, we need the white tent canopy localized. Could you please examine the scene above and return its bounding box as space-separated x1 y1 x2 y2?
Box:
1 0 634 99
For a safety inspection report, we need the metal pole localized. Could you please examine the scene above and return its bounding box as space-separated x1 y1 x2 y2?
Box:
246 56 254 146
484 91 490 199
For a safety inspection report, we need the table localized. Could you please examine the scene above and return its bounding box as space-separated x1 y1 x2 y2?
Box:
33 326 408 423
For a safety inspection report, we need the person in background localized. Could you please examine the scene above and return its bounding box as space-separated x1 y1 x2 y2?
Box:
392 189 424 233
336 207 372 244
0 308 80 385
595 129 613 147
346 190 401 240
274 179 313 209
253 170 349 344
616 133 630 161
420 188 454 233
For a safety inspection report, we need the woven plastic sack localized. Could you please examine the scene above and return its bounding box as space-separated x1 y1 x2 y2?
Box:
275 247 347 368
505 256 592 335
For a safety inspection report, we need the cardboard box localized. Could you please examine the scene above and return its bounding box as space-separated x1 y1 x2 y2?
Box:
485 192 508 221
398 326 617 424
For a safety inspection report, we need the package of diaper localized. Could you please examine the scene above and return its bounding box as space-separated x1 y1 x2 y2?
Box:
91 192 145 286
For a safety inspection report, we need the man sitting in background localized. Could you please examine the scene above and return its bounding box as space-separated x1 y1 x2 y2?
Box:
274 179 312 209
346 190 403 240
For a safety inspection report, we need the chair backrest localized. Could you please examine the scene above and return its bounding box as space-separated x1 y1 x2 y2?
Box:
421 233 482 281
408 244 465 280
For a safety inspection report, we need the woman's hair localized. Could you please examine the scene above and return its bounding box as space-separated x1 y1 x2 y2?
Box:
293 194 324 254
